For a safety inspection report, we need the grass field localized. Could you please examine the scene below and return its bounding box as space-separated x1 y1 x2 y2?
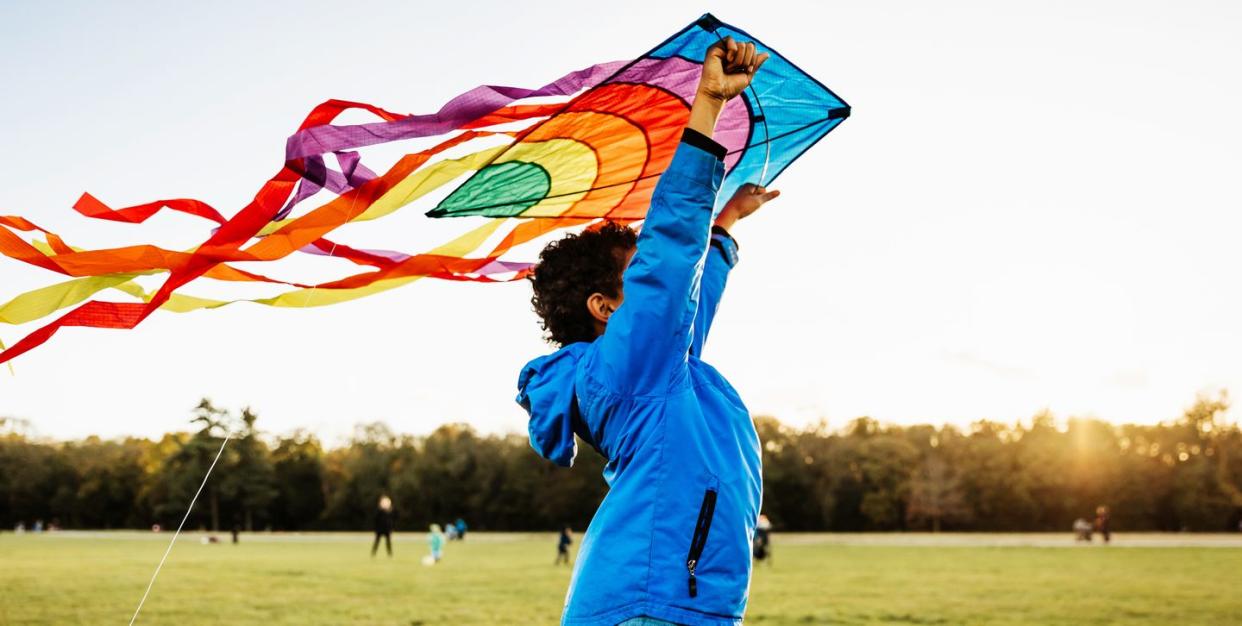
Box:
2 532 1241 625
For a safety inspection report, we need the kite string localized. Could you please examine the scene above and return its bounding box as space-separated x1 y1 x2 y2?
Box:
129 429 232 626
300 239 341 308
129 153 355 626
300 172 361 308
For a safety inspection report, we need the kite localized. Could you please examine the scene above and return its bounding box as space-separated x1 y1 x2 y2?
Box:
0 14 849 365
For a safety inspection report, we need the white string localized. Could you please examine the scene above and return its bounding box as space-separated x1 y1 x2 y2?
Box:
299 168 357 308
300 239 341 308
129 431 232 625
129 140 357 625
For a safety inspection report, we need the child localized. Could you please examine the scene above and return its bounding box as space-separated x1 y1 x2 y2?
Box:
753 514 772 564
427 523 445 564
1094 505 1111 544
518 37 776 626
371 495 394 557
556 525 574 566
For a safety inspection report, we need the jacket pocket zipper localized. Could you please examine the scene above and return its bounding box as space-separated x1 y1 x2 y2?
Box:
686 488 718 598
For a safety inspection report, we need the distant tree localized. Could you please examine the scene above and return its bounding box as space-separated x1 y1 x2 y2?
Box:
271 432 326 530
5 393 1242 533
321 422 400 529
1168 393 1236 530
0 432 71 528
150 399 231 530
217 407 278 531
906 453 968 532
755 417 823 531
854 436 918 529
59 437 149 528
529 437 607 530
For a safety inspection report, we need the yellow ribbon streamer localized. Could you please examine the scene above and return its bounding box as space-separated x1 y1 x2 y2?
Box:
0 145 507 326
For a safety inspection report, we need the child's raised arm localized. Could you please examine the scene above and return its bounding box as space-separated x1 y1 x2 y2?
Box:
691 184 781 357
595 39 768 394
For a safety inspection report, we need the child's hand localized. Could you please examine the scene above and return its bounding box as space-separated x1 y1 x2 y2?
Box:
698 37 769 104
715 184 780 231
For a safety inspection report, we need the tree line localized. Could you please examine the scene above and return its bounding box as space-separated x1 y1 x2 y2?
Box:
2 395 1240 533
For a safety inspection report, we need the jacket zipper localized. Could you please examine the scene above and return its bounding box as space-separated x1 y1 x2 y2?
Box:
686 488 718 598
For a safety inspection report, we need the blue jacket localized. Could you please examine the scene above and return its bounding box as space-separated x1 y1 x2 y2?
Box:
517 134 762 626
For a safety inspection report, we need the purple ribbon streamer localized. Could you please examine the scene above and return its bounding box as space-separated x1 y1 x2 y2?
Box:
285 61 628 161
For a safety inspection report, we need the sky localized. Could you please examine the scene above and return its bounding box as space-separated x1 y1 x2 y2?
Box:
1 0 1240 442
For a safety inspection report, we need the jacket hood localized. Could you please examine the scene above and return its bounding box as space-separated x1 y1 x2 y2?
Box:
516 342 589 467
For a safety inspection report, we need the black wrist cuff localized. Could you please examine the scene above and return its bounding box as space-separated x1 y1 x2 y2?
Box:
710 225 738 249
710 225 740 267
681 128 727 161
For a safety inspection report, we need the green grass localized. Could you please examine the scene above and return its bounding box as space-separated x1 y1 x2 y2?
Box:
2 532 1240 625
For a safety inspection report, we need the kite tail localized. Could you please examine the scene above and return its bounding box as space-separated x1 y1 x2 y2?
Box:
0 62 629 363
2 15 852 365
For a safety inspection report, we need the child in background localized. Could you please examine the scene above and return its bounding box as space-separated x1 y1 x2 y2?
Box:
1094 505 1111 544
753 514 772 564
556 526 573 565
371 495 394 557
428 523 445 564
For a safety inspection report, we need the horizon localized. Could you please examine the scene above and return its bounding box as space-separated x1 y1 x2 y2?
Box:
2 0 1241 441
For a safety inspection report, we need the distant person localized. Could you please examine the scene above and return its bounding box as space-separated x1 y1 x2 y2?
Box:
1094 505 1111 544
33 519 43 533
556 526 574 565
754 514 773 563
371 495 394 557
14 521 25 534
454 518 467 541
1073 518 1093 542
445 522 459 541
428 523 445 564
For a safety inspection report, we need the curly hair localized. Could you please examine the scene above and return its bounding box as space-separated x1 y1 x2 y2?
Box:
529 222 637 347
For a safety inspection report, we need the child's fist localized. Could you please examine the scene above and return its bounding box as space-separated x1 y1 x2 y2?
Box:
698 37 769 103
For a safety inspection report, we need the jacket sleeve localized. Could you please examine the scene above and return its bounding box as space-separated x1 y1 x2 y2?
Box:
690 227 739 358
594 130 725 395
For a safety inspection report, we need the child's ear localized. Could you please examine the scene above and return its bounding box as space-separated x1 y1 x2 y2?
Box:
586 292 612 325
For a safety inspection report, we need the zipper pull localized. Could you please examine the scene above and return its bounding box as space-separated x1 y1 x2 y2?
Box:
687 559 698 597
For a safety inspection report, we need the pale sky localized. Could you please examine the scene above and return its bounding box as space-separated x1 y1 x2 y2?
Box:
2 0 1240 442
